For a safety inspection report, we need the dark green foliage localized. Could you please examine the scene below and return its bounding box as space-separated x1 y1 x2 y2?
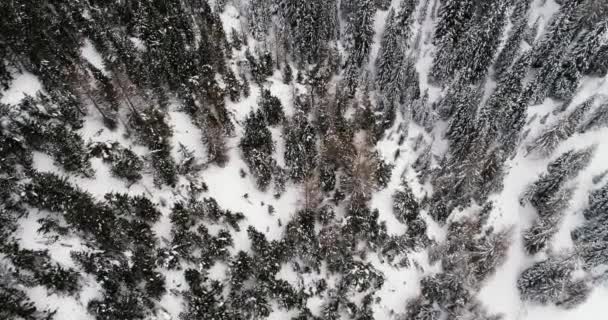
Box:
73 247 164 319
89 142 143 182
580 102 608 133
572 183 608 270
285 113 318 182
404 297 440 320
246 49 274 83
88 293 150 320
517 258 589 308
224 68 242 102
343 200 386 246
550 57 581 101
7 247 80 294
0 279 56 320
521 147 594 254
455 1 507 83
6 95 90 176
478 53 531 154
260 89 285 126
344 0 376 68
130 106 177 187
531 0 582 68
430 0 475 84
181 270 232 320
104 193 161 223
572 21 608 76
494 21 527 79
169 197 242 266
375 5 419 104
279 0 338 64
392 183 419 223
248 0 272 41
24 172 120 247
523 147 594 216
341 261 384 292
444 84 481 160
44 125 93 176
240 110 275 190
527 98 593 156
282 64 293 84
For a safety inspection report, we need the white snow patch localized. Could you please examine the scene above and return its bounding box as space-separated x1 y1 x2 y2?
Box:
81 39 107 74
0 71 43 105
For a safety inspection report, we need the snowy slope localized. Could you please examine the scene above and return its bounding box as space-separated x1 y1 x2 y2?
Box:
2 0 608 319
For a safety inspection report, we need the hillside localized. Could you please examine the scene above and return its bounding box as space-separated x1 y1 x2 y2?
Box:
1 0 608 319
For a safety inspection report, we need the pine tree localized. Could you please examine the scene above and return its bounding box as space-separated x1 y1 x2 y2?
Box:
344 0 376 68
259 89 285 126
279 0 338 64
531 0 582 68
571 21 608 76
240 110 275 190
493 20 527 79
571 182 608 270
392 182 420 223
527 98 594 156
284 112 317 182
477 52 531 151
433 0 475 44
445 85 482 160
224 68 241 102
517 257 589 308
522 147 595 217
375 6 419 105
455 1 508 83
550 56 581 101
430 0 475 84
580 102 608 133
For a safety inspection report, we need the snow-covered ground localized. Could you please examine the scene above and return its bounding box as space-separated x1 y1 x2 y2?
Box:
3 0 608 319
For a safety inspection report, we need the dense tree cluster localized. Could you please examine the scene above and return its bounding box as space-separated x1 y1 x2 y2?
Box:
1 0 608 318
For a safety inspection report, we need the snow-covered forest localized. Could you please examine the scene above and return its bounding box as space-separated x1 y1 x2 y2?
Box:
1 0 608 319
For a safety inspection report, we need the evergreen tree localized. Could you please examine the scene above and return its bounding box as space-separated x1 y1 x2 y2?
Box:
278 0 338 64
550 56 581 101
571 21 608 76
493 20 527 79
430 0 475 84
240 110 275 190
580 102 608 133
284 112 318 182
375 5 419 105
531 0 582 68
517 258 589 308
392 182 420 223
527 98 594 156
344 0 376 68
260 89 285 126
454 1 508 83
445 85 482 160
522 147 595 217
476 52 531 155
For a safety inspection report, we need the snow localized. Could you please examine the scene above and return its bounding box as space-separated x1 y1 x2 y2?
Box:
522 287 608 320
478 73 608 320
169 110 207 161
27 285 96 320
6 1 608 319
219 4 242 34
80 38 107 74
129 36 147 51
529 0 561 41
413 0 442 103
371 251 437 319
0 71 43 105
